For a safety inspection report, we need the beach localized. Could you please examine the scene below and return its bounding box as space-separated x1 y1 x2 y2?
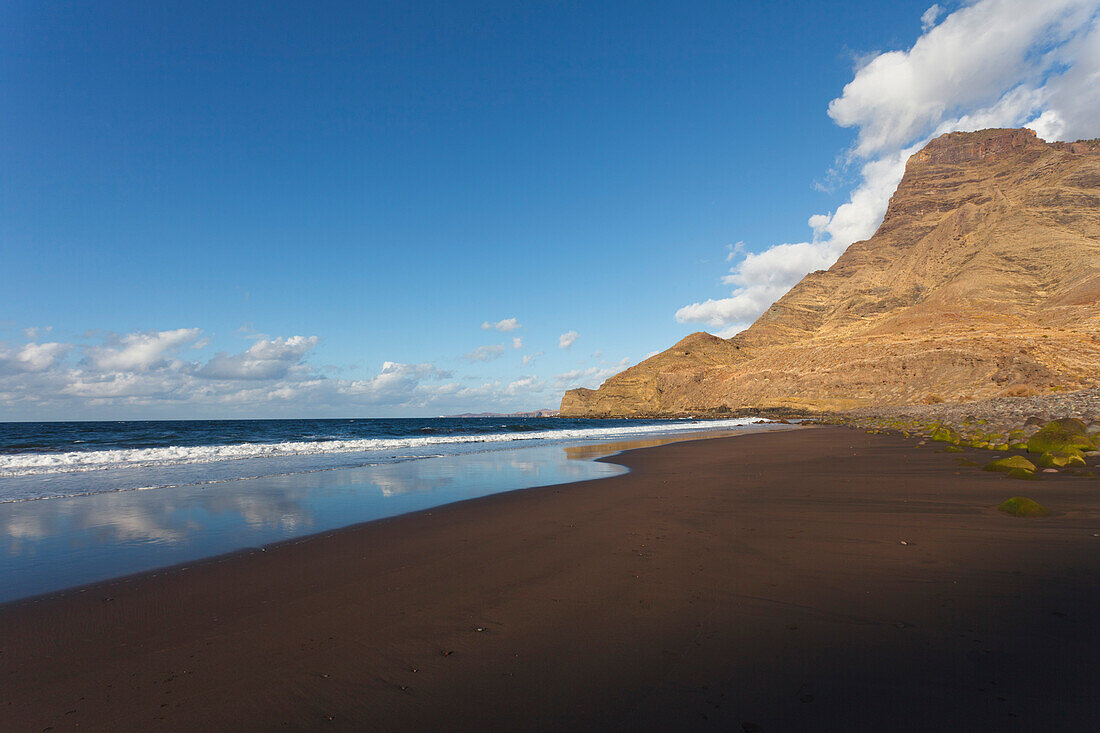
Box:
4 426 1099 731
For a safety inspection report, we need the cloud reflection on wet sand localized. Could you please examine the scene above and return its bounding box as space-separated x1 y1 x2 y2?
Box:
0 444 625 601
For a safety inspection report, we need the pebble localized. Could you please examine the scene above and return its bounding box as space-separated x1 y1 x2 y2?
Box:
842 388 1100 435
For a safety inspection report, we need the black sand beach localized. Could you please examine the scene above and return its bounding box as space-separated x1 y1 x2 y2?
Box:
3 427 1099 731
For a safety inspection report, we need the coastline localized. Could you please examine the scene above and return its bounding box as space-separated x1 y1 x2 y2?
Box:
3 427 1099 730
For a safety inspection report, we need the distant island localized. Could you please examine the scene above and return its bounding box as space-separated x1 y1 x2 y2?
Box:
443 409 560 418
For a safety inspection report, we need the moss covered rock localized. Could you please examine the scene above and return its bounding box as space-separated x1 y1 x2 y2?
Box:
984 456 1037 473
1036 450 1087 468
1027 420 1096 455
998 497 1050 517
1049 417 1088 433
1006 467 1040 480
931 425 962 444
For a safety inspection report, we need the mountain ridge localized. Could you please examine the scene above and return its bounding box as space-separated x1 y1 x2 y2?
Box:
561 128 1100 417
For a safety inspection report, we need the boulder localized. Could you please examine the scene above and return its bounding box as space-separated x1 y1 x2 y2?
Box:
1036 450 1087 468
984 456 1037 473
1027 420 1096 455
931 425 962 444
998 497 1050 517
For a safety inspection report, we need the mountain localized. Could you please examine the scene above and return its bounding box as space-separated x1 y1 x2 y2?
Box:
561 128 1100 417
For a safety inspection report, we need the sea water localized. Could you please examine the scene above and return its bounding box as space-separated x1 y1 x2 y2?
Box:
0 417 759 602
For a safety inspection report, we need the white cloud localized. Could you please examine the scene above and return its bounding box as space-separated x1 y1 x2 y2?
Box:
0 342 71 373
464 344 506 362
679 0 1100 335
522 350 544 366
512 336 523 349
828 0 1097 158
199 336 319 380
86 328 203 371
725 241 747 262
22 326 51 340
0 325 560 418
505 375 545 396
481 317 521 332
559 330 578 349
921 4 944 32
553 359 631 390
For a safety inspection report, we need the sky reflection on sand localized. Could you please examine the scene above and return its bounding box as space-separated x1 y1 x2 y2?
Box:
0 427 787 603
0 444 624 602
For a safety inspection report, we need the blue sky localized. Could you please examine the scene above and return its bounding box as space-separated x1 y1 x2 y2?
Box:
3 0 1099 419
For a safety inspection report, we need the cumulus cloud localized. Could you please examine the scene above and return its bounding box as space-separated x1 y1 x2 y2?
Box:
0 325 560 417
512 337 523 349
85 328 204 371
559 330 578 349
522 351 544 366
0 342 71 373
828 0 1098 158
464 344 506 362
481 317 521 332
505 375 545 396
678 0 1100 335
199 336 319 380
554 358 631 390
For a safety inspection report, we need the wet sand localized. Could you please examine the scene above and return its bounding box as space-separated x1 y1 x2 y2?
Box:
3 427 1099 731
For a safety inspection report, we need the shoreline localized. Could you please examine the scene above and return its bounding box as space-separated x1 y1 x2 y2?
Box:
0 424 790 605
3 427 1099 730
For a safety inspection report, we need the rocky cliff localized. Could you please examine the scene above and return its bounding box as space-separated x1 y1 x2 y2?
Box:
561 129 1100 417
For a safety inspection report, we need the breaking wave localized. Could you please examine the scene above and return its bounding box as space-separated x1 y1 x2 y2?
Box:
0 418 754 478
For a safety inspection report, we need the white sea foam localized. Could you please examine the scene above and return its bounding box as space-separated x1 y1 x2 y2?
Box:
0 419 755 478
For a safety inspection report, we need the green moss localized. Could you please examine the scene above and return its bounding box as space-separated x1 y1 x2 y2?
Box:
1027 421 1096 455
1008 442 1029 451
1048 417 1088 433
998 497 1050 517
992 443 1010 452
1006 468 1040 480
984 456 1037 473
1036 450 1086 469
942 445 965 453
931 425 962 444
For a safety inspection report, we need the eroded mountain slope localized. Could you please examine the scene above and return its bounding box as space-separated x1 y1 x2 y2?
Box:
562 129 1100 417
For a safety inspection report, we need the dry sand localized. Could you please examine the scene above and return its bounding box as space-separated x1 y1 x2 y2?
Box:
3 427 1099 731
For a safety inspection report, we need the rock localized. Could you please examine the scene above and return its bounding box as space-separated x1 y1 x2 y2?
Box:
984 456 1037 473
1087 421 1100 437
1047 417 1089 434
1036 450 1087 468
998 497 1050 517
1027 420 1096 455
1024 416 1046 427
1006 467 1040 480
931 425 963 444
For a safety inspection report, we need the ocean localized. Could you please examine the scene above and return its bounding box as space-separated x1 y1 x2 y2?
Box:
0 417 763 601
0 417 756 503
